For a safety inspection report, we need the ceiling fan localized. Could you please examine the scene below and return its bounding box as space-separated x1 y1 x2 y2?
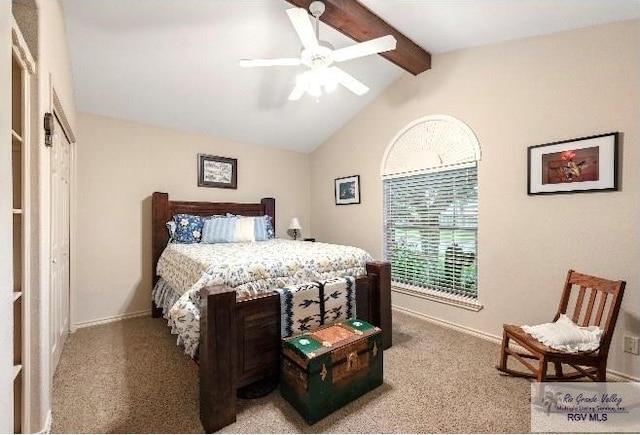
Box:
239 1 397 101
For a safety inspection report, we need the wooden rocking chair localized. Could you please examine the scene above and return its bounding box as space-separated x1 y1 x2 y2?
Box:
496 269 625 382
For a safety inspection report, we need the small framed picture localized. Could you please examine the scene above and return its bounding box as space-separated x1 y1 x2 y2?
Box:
527 132 619 195
198 154 237 189
334 175 361 205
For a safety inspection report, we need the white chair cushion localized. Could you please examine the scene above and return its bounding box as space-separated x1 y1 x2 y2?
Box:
522 314 603 353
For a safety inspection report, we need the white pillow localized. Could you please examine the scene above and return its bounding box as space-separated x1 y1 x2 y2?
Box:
522 314 603 353
234 217 256 242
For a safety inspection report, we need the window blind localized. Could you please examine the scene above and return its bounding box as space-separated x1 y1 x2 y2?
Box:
383 164 478 298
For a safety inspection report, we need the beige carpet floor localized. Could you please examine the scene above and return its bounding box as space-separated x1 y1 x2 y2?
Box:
52 310 531 433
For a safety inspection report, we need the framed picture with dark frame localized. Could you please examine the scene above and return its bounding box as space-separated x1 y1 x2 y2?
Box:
527 132 619 195
198 154 237 189
335 175 361 205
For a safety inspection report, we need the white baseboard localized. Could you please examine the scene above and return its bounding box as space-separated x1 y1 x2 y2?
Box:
606 368 640 382
392 304 640 382
37 410 52 434
72 310 151 331
393 304 501 343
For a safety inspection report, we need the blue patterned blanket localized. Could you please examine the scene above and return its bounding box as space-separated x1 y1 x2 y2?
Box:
275 276 356 337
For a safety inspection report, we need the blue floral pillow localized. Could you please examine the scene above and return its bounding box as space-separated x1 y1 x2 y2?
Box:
172 214 204 244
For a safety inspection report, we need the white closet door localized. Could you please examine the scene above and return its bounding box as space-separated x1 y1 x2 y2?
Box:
50 116 70 373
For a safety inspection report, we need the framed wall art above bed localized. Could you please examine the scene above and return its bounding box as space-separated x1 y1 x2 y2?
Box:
197 154 238 189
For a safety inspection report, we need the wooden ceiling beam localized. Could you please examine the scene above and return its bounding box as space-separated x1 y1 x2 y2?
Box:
284 0 431 75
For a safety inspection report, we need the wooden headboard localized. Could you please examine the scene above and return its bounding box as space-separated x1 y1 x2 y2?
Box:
151 192 276 286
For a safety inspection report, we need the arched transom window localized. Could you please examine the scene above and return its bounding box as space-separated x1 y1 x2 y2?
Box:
381 115 481 302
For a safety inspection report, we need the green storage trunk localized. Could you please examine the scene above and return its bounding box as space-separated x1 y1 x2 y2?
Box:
280 319 383 424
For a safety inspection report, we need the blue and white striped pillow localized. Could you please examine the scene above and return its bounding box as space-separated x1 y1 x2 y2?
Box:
201 216 237 243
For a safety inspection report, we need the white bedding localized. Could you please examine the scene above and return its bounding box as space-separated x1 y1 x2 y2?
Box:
154 238 373 356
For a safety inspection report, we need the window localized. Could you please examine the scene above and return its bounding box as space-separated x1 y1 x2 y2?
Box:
381 115 481 304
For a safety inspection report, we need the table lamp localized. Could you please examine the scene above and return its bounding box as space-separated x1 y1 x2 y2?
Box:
288 217 302 240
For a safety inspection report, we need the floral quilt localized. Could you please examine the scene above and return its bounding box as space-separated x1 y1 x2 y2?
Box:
154 239 373 357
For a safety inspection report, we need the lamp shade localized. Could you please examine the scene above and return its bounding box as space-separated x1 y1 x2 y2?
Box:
288 217 302 230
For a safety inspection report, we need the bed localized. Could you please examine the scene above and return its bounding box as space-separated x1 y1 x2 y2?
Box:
151 192 391 432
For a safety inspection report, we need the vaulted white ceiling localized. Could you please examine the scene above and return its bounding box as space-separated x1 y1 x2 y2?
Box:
61 0 639 153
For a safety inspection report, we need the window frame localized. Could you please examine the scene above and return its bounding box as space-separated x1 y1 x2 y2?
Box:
381 115 482 310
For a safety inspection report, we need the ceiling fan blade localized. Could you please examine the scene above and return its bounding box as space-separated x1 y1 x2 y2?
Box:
239 58 301 68
328 67 369 96
332 35 397 62
286 7 318 50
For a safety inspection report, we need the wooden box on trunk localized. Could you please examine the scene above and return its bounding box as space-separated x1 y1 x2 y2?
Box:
280 319 383 424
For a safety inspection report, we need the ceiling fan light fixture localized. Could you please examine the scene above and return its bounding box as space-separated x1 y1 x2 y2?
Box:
293 68 336 101
323 79 338 93
308 82 322 98
313 67 338 94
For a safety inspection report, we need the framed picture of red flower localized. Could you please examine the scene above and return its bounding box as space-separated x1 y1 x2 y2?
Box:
527 132 619 195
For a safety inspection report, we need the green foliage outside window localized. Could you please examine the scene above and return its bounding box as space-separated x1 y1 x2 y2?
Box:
390 244 477 297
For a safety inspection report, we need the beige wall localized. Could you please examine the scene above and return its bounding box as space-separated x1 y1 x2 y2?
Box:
310 20 639 379
74 112 311 325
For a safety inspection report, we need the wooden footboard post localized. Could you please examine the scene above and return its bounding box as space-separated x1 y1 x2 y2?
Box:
366 261 392 350
199 285 237 433
151 192 170 318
